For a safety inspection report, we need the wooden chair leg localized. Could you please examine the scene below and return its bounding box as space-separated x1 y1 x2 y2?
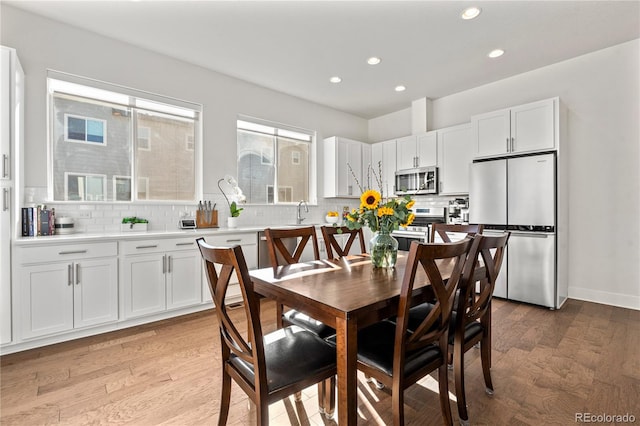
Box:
480 335 494 395
438 363 454 426
257 399 269 426
392 382 405 426
454 347 469 426
323 376 336 419
218 369 232 426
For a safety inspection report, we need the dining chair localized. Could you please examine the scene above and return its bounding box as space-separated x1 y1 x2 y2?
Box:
263 227 332 336
449 232 509 426
320 225 366 259
354 238 474 426
263 227 336 417
430 223 484 243
196 238 337 426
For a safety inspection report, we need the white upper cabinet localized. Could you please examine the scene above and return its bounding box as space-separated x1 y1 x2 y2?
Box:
324 136 367 198
371 139 397 197
396 131 437 170
437 123 473 195
472 98 557 158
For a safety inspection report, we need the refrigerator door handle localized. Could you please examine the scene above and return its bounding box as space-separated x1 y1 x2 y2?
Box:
510 231 553 238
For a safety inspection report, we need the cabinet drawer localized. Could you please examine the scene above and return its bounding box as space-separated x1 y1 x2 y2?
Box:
17 242 117 264
120 237 199 255
203 233 257 248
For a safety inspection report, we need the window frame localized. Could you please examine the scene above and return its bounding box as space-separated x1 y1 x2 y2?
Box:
64 172 108 201
47 70 203 204
237 116 317 205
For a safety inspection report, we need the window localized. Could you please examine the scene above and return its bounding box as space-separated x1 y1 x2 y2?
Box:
65 173 107 201
48 71 202 202
137 126 150 150
237 118 315 204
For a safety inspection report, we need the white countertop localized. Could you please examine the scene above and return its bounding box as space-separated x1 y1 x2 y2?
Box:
12 223 334 246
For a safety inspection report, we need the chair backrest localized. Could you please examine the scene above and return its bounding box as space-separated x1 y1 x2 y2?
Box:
264 226 320 267
455 233 510 328
196 238 267 385
430 223 484 243
320 226 366 259
394 239 473 365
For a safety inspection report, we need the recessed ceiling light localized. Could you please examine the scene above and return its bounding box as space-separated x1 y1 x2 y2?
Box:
395 85 406 92
367 57 382 65
488 49 505 58
461 7 481 20
329 76 342 83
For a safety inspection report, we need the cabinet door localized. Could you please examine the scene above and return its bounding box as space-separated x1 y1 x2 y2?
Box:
0 186 10 344
439 124 472 195
20 263 74 339
396 135 417 170
121 254 166 318
166 250 202 310
74 258 118 328
346 140 362 196
473 108 510 158
416 132 437 167
1 48 11 181
371 140 397 196
511 99 555 153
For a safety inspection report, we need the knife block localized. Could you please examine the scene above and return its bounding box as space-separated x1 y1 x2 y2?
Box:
196 209 218 228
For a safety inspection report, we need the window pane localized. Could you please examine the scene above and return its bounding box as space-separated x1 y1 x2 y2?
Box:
135 111 196 201
237 129 275 204
52 95 131 201
278 137 308 203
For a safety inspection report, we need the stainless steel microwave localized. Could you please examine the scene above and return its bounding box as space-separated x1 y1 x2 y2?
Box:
395 166 438 195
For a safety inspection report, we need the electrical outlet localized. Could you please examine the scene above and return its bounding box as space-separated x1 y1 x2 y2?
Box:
76 211 91 219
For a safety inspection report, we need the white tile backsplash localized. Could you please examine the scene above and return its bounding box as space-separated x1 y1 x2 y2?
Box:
25 186 461 234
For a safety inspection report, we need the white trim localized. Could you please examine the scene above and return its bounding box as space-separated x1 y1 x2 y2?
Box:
568 287 640 311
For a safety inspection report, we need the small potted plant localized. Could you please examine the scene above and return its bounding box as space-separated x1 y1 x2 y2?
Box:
121 217 149 232
218 175 246 228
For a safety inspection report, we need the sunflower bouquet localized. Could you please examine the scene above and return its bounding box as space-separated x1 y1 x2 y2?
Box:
344 161 415 234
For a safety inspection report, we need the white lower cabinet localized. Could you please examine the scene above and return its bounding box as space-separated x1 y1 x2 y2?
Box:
120 237 202 319
16 242 118 340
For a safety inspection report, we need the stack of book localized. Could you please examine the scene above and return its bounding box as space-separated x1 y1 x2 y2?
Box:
21 206 55 237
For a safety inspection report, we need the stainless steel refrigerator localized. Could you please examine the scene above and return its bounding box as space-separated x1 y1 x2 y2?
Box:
469 153 565 309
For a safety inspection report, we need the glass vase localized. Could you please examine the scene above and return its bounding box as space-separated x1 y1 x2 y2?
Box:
369 229 399 268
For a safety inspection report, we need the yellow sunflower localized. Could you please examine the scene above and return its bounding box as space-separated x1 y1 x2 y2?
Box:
377 206 395 217
360 189 381 209
405 199 415 209
402 213 415 227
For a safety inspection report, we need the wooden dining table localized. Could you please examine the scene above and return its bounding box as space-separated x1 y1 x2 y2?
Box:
249 252 468 425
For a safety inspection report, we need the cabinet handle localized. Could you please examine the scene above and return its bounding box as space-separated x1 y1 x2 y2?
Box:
506 137 510 152
136 244 158 249
68 264 73 286
226 239 242 243
59 250 88 255
511 137 515 152
2 188 8 212
2 154 8 178
175 242 194 246
168 255 172 274
162 254 167 274
75 263 80 285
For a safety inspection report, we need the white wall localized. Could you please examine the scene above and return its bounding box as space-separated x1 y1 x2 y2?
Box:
368 40 640 310
0 5 368 228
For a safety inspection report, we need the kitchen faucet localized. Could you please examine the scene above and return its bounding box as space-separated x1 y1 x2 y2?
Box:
296 200 308 224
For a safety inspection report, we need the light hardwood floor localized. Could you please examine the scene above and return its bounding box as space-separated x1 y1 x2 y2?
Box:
1 298 638 425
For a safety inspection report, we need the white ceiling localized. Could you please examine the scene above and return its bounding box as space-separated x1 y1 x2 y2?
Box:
6 0 640 119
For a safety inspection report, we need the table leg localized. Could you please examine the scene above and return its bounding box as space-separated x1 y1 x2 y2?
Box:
336 316 358 425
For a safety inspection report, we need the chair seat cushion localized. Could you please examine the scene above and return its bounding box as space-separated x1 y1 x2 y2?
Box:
283 309 336 339
331 320 442 377
229 326 336 394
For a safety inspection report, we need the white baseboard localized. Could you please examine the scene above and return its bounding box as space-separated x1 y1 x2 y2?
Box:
568 287 640 311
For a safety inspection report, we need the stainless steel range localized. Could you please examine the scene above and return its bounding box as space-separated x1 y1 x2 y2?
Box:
392 206 446 250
